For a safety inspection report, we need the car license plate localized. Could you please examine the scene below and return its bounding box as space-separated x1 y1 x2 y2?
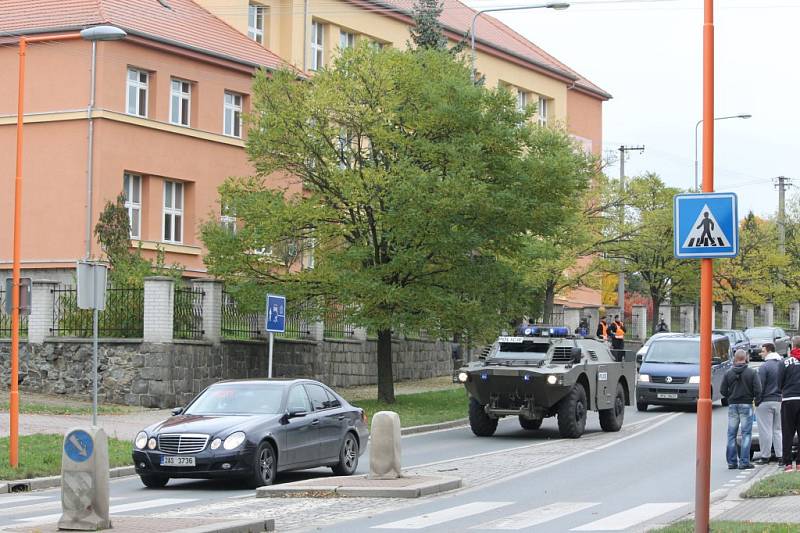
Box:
160 456 195 467
657 393 678 399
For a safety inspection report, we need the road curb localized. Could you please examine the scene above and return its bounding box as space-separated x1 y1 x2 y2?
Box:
0 465 135 493
255 474 462 499
171 518 275 532
401 418 468 435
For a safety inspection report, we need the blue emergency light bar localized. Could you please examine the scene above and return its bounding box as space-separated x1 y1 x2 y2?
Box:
516 326 570 338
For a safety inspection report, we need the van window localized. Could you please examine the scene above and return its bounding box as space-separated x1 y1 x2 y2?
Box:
715 338 730 361
645 341 698 364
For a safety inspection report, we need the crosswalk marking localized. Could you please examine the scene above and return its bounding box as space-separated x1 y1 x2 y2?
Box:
0 495 49 507
372 502 513 530
17 498 198 524
570 502 687 531
471 502 600 530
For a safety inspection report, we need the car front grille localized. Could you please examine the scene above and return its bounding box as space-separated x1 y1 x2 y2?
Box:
651 376 688 384
158 434 209 454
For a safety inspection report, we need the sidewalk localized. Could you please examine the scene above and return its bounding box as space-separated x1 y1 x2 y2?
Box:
708 464 800 525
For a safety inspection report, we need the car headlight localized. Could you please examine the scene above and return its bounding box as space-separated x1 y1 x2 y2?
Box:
638 374 650 382
210 438 222 450
689 376 701 384
223 432 246 450
458 372 469 383
546 375 557 385
135 431 148 450
147 437 157 450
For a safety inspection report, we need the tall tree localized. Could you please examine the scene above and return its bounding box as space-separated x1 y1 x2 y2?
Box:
201 45 588 402
409 0 448 51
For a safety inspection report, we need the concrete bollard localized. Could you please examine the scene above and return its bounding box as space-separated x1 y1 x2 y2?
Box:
369 411 402 480
58 427 110 530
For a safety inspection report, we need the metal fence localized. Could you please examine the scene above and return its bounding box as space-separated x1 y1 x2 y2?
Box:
278 301 313 341
51 284 144 338
174 286 205 340
0 288 28 338
221 292 313 341
323 304 355 339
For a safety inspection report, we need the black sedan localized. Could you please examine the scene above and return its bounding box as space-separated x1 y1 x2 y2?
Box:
132 379 369 488
744 327 791 359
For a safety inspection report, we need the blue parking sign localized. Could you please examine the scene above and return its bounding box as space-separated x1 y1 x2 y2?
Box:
674 193 738 259
265 294 286 333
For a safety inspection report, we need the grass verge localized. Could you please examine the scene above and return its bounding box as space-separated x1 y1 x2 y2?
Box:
0 401 136 416
349 388 468 428
743 470 800 498
0 434 132 481
656 520 800 532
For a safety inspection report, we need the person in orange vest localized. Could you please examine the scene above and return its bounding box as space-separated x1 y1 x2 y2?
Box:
596 316 609 341
609 315 625 360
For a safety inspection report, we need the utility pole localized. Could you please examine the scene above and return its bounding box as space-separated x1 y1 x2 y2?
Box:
617 145 645 317
775 176 793 254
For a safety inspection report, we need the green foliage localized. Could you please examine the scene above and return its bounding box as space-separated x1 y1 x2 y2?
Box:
409 0 448 51
743 470 800 498
654 521 800 533
350 388 467 427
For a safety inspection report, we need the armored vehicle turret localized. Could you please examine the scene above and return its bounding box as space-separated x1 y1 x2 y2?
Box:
457 325 635 438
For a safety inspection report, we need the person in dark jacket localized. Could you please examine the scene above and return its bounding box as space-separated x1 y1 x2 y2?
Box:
779 336 800 472
721 349 763 469
755 343 783 465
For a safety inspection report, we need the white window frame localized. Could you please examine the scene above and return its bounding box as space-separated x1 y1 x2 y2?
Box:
221 202 237 234
123 173 142 239
170 78 191 127
538 96 549 126
248 3 266 45
340 30 355 49
162 180 184 244
311 21 324 71
223 91 243 138
126 68 149 117
516 88 528 112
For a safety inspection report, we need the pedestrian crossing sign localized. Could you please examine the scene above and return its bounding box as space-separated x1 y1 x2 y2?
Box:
674 193 738 258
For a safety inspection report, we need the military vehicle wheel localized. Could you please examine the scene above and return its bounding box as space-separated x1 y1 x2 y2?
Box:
557 384 587 439
636 401 648 412
469 398 498 437
519 416 543 430
599 382 625 432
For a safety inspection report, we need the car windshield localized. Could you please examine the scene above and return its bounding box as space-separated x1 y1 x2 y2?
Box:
645 341 699 364
184 383 285 415
493 341 549 359
715 331 735 343
745 328 773 339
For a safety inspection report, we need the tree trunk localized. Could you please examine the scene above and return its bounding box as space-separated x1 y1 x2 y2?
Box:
377 328 395 403
543 282 556 324
650 294 662 336
731 299 739 330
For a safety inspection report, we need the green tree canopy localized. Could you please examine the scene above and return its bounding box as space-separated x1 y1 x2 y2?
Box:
201 45 589 401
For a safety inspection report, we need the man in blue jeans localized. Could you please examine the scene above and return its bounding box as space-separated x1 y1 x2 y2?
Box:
721 349 763 469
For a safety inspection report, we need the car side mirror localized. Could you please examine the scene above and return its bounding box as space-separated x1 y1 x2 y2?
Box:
171 407 183 416
571 347 582 363
288 409 308 419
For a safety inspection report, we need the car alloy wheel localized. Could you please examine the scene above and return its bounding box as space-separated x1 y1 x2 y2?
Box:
332 433 359 475
259 445 275 484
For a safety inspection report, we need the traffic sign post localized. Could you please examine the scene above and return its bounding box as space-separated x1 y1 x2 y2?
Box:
265 294 286 378
77 261 108 426
58 427 111 530
674 193 738 259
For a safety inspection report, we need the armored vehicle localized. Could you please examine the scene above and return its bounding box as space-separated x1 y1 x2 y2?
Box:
457 326 636 439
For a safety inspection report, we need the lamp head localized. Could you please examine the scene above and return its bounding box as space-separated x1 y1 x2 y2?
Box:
547 2 570 9
80 25 127 42
737 114 752 119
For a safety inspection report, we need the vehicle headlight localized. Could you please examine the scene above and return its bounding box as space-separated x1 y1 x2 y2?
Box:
546 375 558 385
147 437 157 450
458 372 469 383
223 432 246 450
135 431 148 450
689 376 701 384
638 374 650 382
210 438 222 450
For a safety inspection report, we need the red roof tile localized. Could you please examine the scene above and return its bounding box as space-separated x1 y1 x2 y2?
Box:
0 0 292 72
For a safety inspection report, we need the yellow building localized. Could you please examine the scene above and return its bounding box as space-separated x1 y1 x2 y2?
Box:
197 0 610 158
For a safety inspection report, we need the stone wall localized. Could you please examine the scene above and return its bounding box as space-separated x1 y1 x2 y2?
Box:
0 336 456 408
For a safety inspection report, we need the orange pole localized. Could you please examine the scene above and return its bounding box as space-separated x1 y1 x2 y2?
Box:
9 31 82 469
695 0 714 531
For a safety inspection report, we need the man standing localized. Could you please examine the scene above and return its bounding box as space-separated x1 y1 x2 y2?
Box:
780 336 800 472
755 343 782 465
721 349 762 470
609 315 625 361
596 316 609 342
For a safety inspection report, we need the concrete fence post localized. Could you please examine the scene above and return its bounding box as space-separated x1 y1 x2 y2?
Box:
310 321 324 342
632 305 647 340
29 280 58 344
581 306 599 337
722 303 733 329
353 327 368 341
658 304 671 331
763 302 774 327
790 302 800 331
143 276 175 343
564 308 581 333
680 304 696 333
745 307 755 329
192 278 223 344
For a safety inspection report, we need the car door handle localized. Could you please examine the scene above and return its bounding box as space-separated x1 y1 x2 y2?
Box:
311 419 320 425
337 415 346 421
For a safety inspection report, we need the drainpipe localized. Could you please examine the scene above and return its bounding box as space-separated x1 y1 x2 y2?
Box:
85 40 97 259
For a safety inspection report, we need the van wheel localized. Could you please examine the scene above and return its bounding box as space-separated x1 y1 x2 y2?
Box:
519 416 543 430
599 383 625 432
469 398 498 437
636 402 648 412
557 384 587 439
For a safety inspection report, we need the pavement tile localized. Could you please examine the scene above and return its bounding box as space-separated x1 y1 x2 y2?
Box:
716 495 800 523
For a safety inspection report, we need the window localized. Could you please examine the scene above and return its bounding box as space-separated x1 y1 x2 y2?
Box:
123 173 142 239
223 91 243 138
371 41 385 50
170 79 191 126
248 3 266 45
286 386 311 412
163 180 183 243
516 89 528 112
538 96 549 126
220 202 236 234
340 30 355 49
126 68 149 117
324 389 341 408
311 21 324 71
302 238 315 270
304 384 330 411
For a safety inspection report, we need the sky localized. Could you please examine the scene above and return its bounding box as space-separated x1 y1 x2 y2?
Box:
464 0 800 219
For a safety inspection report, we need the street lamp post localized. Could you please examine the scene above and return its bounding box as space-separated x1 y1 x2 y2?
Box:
9 25 126 468
470 3 570 83
693 114 751 191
